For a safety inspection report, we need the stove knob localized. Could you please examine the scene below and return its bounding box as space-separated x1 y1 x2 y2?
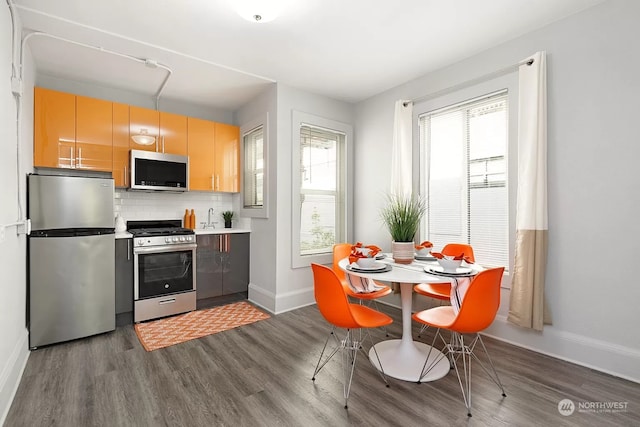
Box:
165 237 171 243
137 239 145 246
179 236 185 242
172 237 179 242
186 235 193 242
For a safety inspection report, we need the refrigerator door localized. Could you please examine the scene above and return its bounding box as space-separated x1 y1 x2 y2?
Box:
29 174 114 230
29 233 115 348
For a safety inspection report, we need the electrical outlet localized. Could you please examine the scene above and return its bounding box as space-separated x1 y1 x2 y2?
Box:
0 225 5 242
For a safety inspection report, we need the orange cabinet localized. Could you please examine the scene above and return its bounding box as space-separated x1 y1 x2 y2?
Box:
129 106 159 152
160 112 188 155
187 117 215 191
113 102 130 187
34 88 112 172
34 87 75 168
214 123 240 192
76 95 113 171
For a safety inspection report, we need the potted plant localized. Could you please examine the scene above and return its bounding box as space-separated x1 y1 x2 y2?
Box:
222 211 234 228
380 193 426 264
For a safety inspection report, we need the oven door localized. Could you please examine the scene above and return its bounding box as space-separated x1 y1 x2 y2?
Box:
134 243 197 300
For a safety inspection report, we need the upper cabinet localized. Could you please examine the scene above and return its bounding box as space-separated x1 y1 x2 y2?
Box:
130 106 187 155
160 111 188 155
129 106 159 153
76 95 113 171
33 87 239 193
34 87 112 172
113 102 130 187
187 117 215 191
214 122 240 193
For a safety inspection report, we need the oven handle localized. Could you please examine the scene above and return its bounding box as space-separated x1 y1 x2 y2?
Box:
133 243 197 254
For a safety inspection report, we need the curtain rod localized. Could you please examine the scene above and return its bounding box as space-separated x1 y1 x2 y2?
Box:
403 58 534 107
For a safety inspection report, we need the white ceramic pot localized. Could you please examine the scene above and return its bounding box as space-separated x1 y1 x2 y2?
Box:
392 241 414 264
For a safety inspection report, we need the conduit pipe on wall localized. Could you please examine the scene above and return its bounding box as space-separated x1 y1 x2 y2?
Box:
20 31 173 110
6 0 26 232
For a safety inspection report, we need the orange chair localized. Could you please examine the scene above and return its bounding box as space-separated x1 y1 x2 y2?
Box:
412 267 506 417
311 263 393 409
414 243 475 337
333 243 392 305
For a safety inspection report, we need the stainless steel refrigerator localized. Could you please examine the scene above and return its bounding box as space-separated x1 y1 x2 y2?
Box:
28 173 116 349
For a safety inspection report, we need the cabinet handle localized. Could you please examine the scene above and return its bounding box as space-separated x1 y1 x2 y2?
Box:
226 234 230 252
127 239 131 261
162 136 165 153
159 298 176 305
70 147 74 168
216 175 220 191
124 165 128 187
155 137 159 153
77 147 82 168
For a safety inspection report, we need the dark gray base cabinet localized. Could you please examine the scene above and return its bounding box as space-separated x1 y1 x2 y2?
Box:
115 238 133 315
196 233 249 300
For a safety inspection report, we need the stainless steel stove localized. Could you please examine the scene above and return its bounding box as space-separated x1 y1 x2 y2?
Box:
128 220 197 322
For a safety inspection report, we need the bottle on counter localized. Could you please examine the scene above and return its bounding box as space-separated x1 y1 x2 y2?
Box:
189 209 196 230
183 209 190 229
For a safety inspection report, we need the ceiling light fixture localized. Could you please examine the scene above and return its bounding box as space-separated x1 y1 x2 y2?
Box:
131 129 156 146
236 0 283 23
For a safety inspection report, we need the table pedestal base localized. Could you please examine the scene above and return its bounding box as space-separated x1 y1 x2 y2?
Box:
369 339 450 382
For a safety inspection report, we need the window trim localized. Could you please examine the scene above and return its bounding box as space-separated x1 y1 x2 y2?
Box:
413 74 518 288
240 112 269 219
291 111 353 269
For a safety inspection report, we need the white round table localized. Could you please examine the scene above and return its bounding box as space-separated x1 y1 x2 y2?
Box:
339 256 458 382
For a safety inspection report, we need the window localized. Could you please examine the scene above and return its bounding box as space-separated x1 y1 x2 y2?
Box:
299 125 345 255
240 113 268 219
419 91 509 270
243 125 264 208
291 111 351 268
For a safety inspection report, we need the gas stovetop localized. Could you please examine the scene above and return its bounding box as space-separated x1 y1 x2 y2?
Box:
129 227 194 237
127 220 196 248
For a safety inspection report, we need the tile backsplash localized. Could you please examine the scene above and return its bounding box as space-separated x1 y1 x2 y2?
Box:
114 190 238 229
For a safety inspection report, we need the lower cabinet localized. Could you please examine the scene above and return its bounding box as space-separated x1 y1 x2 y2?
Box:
196 233 249 299
115 238 133 314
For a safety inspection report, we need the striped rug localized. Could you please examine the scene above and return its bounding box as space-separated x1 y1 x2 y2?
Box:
134 301 270 351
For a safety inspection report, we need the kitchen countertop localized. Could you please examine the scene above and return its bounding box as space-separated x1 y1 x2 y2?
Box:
115 229 250 239
195 228 251 235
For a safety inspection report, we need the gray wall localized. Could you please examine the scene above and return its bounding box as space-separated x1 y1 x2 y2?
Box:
354 0 639 381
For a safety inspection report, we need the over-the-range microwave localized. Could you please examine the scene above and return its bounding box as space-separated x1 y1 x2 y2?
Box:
130 149 189 192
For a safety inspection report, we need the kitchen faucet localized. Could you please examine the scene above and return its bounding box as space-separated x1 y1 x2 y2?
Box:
207 208 215 228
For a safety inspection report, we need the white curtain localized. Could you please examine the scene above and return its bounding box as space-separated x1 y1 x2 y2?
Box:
391 100 413 196
508 51 551 331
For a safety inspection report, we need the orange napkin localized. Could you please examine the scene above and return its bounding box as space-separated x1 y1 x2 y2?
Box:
348 242 382 264
431 252 468 261
415 241 433 250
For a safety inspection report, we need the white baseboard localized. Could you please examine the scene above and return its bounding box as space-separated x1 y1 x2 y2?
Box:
0 329 30 426
485 315 640 383
248 282 316 315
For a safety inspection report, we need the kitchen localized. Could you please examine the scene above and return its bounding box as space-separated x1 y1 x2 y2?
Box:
2 0 640 425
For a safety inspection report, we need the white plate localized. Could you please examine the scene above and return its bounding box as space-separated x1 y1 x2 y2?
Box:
348 262 388 271
375 253 387 260
425 266 475 277
414 254 436 261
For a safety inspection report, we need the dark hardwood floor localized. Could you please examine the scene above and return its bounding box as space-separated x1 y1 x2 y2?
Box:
5 303 639 426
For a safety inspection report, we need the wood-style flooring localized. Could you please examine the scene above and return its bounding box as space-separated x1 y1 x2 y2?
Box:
5 303 640 426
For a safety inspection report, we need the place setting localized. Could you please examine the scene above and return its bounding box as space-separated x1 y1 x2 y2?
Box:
345 242 392 273
423 251 478 277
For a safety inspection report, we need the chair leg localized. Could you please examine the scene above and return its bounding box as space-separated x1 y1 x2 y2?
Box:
449 333 473 417
469 334 506 398
417 328 448 383
363 329 390 388
341 329 359 409
312 326 341 381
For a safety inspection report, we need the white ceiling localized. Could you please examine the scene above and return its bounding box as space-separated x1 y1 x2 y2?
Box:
12 0 605 111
